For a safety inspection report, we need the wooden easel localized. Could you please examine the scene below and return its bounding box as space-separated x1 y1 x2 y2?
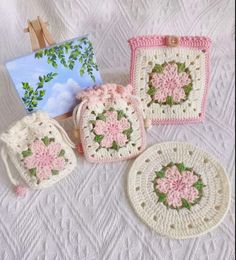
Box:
24 16 56 51
24 17 72 120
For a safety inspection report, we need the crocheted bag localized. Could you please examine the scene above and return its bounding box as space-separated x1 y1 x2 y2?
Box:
73 84 147 162
129 35 212 124
0 112 77 196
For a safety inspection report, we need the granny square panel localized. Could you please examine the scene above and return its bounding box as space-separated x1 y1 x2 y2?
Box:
129 35 212 124
0 112 77 195
73 84 146 163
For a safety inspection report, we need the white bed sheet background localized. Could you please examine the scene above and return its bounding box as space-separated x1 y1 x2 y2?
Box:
0 1 235 259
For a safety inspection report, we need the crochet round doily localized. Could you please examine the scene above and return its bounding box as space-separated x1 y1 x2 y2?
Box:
127 142 231 239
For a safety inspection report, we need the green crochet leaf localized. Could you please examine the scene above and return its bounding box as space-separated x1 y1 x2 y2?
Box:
153 64 163 73
111 141 119 151
155 170 165 178
96 113 106 121
42 136 50 146
52 170 59 175
182 199 191 210
94 135 104 143
147 86 156 97
176 163 186 172
184 83 193 95
194 181 206 190
22 149 32 158
59 149 65 157
123 128 133 139
158 193 167 202
177 62 186 73
117 110 125 120
166 96 173 106
29 168 36 177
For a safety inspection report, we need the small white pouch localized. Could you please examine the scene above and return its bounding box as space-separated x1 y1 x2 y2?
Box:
0 112 77 196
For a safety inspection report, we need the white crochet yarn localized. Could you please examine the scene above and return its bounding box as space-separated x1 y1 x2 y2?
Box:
127 142 231 239
129 36 212 124
0 112 77 190
73 85 147 163
135 48 205 120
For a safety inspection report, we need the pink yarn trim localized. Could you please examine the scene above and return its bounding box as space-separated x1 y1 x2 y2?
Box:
76 143 84 154
76 84 133 103
128 35 212 125
14 185 28 197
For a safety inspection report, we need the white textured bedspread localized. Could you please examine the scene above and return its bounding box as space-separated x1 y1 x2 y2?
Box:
0 0 235 259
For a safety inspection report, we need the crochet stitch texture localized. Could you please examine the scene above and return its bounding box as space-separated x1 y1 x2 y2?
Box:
129 35 212 124
127 142 230 239
73 84 146 163
0 112 77 192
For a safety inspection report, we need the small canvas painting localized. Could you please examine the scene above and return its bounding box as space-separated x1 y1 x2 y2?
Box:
6 36 102 118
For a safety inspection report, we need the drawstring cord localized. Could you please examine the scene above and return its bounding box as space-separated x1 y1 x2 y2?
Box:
1 148 28 197
131 96 152 130
1 148 18 186
72 100 87 128
48 118 75 148
72 100 87 154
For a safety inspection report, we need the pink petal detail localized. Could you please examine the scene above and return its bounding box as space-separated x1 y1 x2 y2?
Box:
37 166 52 181
119 117 130 130
150 63 192 104
48 143 61 157
106 111 118 122
172 88 186 102
179 72 191 86
164 63 178 75
154 90 168 102
52 157 65 171
94 110 131 149
155 165 202 208
167 191 182 208
156 178 170 193
94 120 107 135
115 133 128 146
24 155 37 169
100 135 114 148
30 140 46 154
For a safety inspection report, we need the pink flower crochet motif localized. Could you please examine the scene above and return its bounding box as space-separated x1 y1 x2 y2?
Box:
23 140 65 181
151 63 191 103
156 165 199 208
94 111 131 148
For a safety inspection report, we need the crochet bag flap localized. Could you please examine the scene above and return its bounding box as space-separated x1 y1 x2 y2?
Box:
0 112 77 196
129 35 212 125
73 84 147 163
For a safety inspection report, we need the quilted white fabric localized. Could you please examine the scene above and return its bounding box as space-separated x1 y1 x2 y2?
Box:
0 0 235 259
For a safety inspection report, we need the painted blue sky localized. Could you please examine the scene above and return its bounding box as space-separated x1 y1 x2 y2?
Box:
6 37 102 117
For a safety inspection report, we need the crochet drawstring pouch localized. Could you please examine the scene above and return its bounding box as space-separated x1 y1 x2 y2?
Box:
0 112 77 197
73 84 147 163
129 35 212 125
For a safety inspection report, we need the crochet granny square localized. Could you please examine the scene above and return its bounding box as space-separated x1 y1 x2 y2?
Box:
0 112 77 196
73 84 146 163
129 35 212 124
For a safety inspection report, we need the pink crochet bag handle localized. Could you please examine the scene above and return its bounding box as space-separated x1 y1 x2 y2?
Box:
73 84 148 162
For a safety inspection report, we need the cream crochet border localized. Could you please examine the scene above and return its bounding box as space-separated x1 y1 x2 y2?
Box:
129 35 212 124
127 142 231 239
0 112 77 189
